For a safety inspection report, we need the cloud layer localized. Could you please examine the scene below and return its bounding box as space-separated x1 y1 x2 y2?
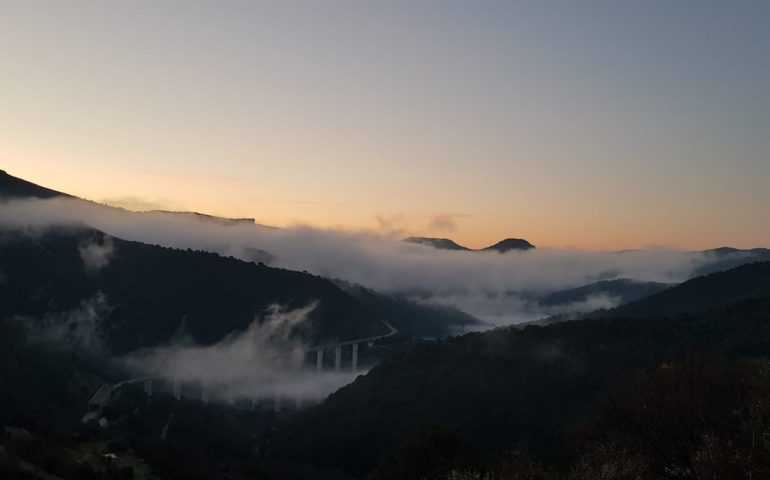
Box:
123 304 359 402
0 197 721 325
25 293 111 355
79 235 115 271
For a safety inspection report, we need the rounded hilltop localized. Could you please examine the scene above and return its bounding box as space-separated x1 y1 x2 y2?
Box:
482 238 536 253
403 236 535 252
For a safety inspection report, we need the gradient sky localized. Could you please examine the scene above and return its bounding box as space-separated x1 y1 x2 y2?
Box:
2 1 769 250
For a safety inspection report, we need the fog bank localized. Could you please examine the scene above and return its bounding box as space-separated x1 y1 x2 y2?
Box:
0 198 723 325
122 304 358 402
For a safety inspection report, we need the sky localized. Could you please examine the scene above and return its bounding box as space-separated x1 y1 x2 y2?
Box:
1 1 769 250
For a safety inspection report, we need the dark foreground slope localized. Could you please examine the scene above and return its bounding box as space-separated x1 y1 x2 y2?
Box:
0 319 110 431
0 318 354 480
0 226 389 355
265 273 770 476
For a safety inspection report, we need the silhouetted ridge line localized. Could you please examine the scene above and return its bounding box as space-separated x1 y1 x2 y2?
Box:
0 169 71 200
482 238 536 252
403 236 535 252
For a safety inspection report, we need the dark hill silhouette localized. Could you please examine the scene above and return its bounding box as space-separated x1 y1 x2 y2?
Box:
607 260 770 319
527 262 770 327
693 247 770 276
147 210 258 226
538 278 672 308
0 169 276 229
0 169 70 199
403 236 470 251
0 171 485 342
482 238 535 252
266 289 770 476
403 236 536 252
519 278 675 327
0 226 389 355
335 281 486 338
0 224 483 352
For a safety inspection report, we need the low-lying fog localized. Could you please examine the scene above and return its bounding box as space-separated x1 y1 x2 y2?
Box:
1 197 723 326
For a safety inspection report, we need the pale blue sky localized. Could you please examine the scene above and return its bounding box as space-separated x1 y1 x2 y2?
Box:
1 1 769 249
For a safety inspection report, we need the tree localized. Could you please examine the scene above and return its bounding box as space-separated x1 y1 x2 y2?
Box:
372 425 479 480
571 359 770 480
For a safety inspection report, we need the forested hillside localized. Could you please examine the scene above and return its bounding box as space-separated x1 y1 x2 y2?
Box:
0 226 388 354
266 294 770 476
609 261 770 319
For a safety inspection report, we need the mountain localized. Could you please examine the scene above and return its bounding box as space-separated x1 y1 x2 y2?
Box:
538 278 671 308
0 169 70 199
265 275 770 476
402 237 470 251
536 278 673 310
403 236 536 252
146 210 258 226
516 278 673 327
605 261 770 319
0 170 491 346
0 169 278 228
481 238 536 252
0 316 111 431
526 261 770 327
0 316 352 480
692 246 770 276
336 282 487 338
0 226 390 355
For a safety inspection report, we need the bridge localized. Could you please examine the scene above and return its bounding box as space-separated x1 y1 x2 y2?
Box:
84 320 398 421
309 319 397 373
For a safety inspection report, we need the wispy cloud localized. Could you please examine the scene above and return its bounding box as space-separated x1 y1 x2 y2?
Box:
79 235 114 271
26 293 112 355
101 195 175 212
123 304 358 402
427 213 470 232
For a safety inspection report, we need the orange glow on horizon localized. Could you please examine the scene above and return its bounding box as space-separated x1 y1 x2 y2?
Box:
2 160 766 253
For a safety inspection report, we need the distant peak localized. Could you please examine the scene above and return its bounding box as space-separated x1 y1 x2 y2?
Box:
403 237 470 251
706 247 742 254
148 210 257 226
482 238 536 252
403 236 536 253
0 169 69 200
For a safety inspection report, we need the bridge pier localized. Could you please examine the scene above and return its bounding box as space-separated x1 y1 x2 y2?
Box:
352 343 359 371
295 349 305 370
316 349 324 372
144 379 153 397
201 384 209 405
221 385 234 405
173 380 181 400
334 346 342 372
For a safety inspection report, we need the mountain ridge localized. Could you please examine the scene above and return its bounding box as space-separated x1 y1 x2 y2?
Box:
0 169 275 229
0 169 71 199
403 236 536 252
265 262 770 476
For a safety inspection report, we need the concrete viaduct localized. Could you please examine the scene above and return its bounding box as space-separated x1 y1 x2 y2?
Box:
86 320 398 417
